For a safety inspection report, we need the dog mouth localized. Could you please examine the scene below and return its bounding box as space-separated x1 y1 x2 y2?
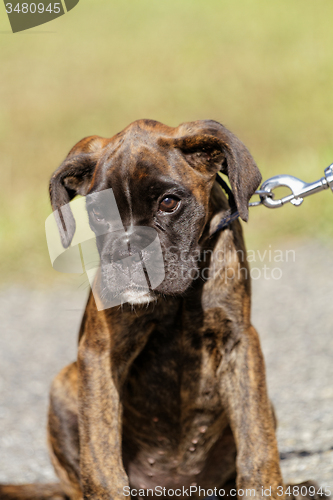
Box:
81 224 165 310
95 259 157 308
100 280 156 307
120 287 156 306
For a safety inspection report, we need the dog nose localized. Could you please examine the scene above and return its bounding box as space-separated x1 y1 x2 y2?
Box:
110 228 155 263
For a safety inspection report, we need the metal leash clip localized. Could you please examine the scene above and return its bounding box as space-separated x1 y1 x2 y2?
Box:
249 163 333 208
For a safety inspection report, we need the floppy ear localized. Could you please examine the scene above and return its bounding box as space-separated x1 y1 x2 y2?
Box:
175 120 262 222
49 135 106 248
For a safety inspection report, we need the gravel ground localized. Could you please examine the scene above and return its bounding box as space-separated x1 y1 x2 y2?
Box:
0 240 332 489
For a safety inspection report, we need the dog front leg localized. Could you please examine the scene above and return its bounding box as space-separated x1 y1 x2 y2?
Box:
219 326 284 500
77 330 127 500
77 302 155 500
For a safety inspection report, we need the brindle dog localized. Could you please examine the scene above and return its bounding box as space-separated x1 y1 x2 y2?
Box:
0 120 320 500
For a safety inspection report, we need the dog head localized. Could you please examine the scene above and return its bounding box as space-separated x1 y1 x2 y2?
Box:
49 119 261 306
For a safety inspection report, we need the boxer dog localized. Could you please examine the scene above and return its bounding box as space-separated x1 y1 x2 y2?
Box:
0 120 321 500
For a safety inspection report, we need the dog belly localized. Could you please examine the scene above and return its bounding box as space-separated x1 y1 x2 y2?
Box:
121 325 236 495
122 426 236 496
122 381 236 494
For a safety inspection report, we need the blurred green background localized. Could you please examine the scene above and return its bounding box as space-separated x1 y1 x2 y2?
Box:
1 0 333 286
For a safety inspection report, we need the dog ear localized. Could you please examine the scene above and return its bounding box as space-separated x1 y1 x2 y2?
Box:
49 136 106 248
175 120 262 222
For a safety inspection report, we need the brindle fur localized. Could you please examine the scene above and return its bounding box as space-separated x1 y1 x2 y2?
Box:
0 120 320 500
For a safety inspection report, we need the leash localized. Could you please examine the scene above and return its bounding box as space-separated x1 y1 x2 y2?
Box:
214 163 333 234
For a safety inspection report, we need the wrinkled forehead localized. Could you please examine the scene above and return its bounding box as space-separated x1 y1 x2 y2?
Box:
89 129 202 195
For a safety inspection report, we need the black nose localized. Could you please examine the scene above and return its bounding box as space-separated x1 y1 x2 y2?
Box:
105 228 156 263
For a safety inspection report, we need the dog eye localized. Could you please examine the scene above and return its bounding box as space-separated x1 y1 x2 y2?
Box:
158 196 180 213
92 208 105 222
